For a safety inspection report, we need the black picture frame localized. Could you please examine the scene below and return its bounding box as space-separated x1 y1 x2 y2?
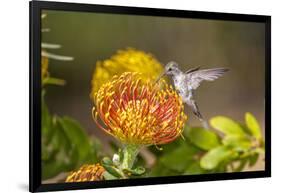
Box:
29 0 271 192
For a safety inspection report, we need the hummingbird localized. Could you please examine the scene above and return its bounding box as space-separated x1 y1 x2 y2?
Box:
156 61 229 128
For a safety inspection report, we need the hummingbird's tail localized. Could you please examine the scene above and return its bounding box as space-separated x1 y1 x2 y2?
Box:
186 98 209 129
195 109 209 129
200 118 210 129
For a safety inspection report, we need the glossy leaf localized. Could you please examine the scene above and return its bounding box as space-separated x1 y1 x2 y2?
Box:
103 171 118 180
222 136 252 152
245 112 262 139
160 142 200 172
41 105 99 180
58 117 98 163
102 164 123 178
123 166 146 176
210 116 246 137
200 146 233 170
102 157 113 166
42 116 77 179
186 127 220 150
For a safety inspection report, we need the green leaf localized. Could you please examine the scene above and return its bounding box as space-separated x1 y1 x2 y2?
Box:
149 162 180 177
254 147 265 154
102 157 113 166
42 117 77 179
102 157 123 178
123 166 146 176
245 112 262 139
132 166 146 175
184 161 207 175
222 136 252 152
43 77 66 86
41 114 99 180
41 99 53 161
103 171 118 180
249 153 259 167
102 165 123 178
58 117 97 163
160 142 201 172
118 149 124 163
186 127 220 150
200 146 233 170
41 99 51 130
210 116 246 137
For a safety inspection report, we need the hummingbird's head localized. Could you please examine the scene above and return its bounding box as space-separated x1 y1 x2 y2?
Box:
155 61 180 83
165 61 179 75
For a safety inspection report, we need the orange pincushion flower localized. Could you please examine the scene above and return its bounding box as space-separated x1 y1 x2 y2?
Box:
92 72 187 145
65 163 105 182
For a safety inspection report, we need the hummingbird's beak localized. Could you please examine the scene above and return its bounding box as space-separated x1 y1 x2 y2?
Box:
155 71 166 83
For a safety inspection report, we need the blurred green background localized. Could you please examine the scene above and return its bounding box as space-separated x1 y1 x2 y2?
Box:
42 10 265 172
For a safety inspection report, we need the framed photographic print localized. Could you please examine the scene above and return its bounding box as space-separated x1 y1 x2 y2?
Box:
29 0 271 192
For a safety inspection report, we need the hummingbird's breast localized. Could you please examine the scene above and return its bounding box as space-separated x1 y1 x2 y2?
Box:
173 74 187 95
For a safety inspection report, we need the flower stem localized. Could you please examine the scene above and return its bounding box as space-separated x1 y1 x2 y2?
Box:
121 144 140 170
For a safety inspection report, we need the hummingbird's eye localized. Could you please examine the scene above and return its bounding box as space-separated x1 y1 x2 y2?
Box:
168 68 172 71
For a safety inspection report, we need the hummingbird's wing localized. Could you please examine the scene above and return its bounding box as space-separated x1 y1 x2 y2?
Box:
185 66 201 74
185 68 229 89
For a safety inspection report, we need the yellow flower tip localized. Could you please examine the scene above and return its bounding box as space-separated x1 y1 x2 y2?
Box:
90 48 165 99
92 72 187 145
65 163 105 183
